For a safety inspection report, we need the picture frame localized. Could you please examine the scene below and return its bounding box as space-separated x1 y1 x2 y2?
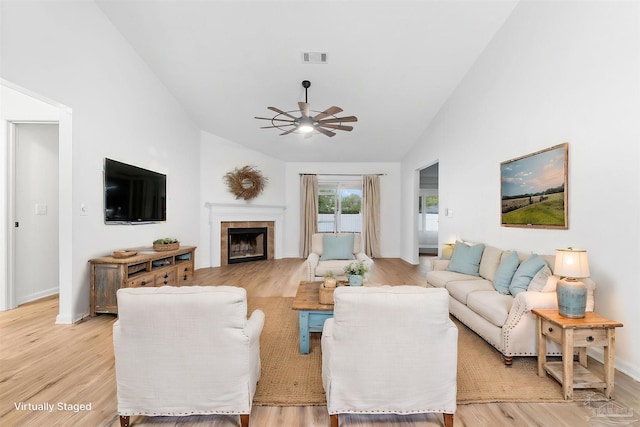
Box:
500 143 568 229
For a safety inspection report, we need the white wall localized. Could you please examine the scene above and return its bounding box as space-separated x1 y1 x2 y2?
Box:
402 1 640 379
199 130 286 267
1 2 201 322
284 162 402 258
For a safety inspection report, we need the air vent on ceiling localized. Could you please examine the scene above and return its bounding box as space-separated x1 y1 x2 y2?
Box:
302 52 328 64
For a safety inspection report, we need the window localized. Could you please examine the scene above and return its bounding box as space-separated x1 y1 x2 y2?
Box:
318 178 362 233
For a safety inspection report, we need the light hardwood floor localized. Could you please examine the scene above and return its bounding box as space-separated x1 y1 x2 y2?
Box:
1 258 638 427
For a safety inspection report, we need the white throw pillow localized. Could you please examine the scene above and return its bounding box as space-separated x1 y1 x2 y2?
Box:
528 265 552 292
542 275 560 292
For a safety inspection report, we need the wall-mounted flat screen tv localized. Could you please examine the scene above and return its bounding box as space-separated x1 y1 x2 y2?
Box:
104 158 166 224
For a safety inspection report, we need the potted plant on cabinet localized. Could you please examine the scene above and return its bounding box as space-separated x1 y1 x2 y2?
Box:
344 260 369 287
153 238 180 251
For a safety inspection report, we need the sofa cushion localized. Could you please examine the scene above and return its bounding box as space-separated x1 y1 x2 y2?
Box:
466 291 514 327
426 270 483 288
320 234 355 261
478 245 503 281
493 251 520 295
509 254 547 296
446 280 495 305
447 241 485 276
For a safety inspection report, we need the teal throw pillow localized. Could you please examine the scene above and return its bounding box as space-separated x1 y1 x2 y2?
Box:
509 254 547 296
446 241 485 276
320 234 355 261
493 251 520 295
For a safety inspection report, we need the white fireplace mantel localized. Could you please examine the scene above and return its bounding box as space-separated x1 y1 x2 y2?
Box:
205 202 286 267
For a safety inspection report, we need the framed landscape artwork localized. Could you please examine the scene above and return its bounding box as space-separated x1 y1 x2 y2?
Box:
500 143 568 229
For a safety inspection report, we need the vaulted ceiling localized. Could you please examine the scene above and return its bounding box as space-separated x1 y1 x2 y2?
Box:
96 1 518 162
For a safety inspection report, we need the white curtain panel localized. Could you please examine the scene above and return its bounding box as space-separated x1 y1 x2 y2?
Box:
300 174 318 257
362 175 381 258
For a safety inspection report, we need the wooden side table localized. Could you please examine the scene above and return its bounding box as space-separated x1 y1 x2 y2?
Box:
532 309 623 400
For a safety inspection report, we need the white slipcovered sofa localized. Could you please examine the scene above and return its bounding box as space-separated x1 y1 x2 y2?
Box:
113 286 264 427
306 233 373 281
322 286 457 427
427 242 596 364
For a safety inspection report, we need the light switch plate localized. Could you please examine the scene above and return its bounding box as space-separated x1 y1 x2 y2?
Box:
35 204 48 215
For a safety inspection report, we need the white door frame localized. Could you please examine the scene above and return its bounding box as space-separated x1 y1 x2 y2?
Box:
1 80 73 323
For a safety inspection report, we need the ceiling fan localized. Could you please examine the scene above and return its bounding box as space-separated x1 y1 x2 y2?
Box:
255 80 357 137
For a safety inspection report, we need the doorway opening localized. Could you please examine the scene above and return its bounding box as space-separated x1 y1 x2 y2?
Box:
14 123 60 305
1 81 72 324
418 163 439 256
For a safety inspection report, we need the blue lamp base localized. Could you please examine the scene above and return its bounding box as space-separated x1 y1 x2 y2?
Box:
556 279 587 318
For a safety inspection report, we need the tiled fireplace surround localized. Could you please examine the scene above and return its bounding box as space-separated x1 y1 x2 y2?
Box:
221 221 274 265
205 203 286 268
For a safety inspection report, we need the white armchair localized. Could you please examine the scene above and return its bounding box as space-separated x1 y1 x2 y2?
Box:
306 233 373 281
321 286 457 427
113 286 264 427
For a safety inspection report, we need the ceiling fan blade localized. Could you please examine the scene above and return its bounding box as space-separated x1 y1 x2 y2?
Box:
279 128 298 136
320 123 354 131
318 116 358 124
255 116 295 122
315 127 336 137
313 106 343 121
260 124 294 129
268 106 298 120
298 102 310 118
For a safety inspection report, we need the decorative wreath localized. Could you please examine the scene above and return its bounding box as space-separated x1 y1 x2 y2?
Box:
223 165 268 200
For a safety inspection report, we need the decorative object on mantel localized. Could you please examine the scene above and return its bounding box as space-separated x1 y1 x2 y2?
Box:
555 247 590 318
112 250 137 259
224 165 268 201
344 260 369 287
153 238 180 252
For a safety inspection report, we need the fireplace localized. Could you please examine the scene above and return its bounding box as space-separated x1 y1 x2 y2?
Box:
220 220 275 266
227 227 267 264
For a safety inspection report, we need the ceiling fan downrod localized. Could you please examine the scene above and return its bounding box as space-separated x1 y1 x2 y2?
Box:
302 80 311 103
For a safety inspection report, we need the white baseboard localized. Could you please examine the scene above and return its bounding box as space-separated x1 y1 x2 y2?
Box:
589 348 640 382
17 287 58 306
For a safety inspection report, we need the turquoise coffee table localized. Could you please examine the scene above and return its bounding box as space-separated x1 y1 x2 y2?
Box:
292 281 334 354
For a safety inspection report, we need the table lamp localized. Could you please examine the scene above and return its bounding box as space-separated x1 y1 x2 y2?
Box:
554 248 590 318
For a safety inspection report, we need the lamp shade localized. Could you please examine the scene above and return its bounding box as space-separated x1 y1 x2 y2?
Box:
554 248 590 279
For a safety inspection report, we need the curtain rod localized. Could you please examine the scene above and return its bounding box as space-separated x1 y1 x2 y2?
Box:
299 173 386 176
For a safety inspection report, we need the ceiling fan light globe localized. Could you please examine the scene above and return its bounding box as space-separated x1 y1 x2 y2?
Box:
298 124 314 133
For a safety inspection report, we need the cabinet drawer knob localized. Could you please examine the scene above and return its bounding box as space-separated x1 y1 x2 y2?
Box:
183 275 188 280
163 280 168 285
586 336 595 342
164 273 169 279
548 327 553 333
141 281 147 286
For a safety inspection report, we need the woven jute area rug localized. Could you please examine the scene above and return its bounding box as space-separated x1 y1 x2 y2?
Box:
248 297 607 406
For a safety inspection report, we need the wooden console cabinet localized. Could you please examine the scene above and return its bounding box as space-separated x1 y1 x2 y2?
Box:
89 246 196 315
